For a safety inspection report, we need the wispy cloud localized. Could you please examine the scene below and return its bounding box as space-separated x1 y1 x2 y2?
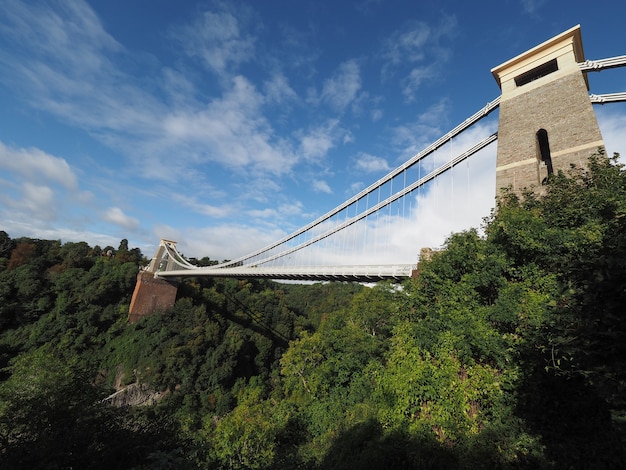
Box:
247 201 306 221
297 119 344 161
155 223 287 262
520 0 548 15
390 100 451 157
172 194 234 218
235 178 282 204
312 180 333 194
0 142 78 189
0 142 82 227
0 139 129 247
382 25 430 66
347 181 365 195
160 75 297 178
102 207 140 231
171 3 256 76
307 140 498 267
20 183 57 221
380 16 457 100
0 0 121 75
354 152 391 173
597 108 626 160
0 0 297 187
264 72 298 105
0 0 144 131
318 60 362 111
402 65 438 101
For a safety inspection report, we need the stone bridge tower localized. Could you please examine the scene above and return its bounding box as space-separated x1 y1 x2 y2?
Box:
491 25 605 194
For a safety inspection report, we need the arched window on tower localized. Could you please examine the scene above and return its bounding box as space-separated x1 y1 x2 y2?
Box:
536 129 553 184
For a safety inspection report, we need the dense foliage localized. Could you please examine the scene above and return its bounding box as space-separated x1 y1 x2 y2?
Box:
0 153 625 469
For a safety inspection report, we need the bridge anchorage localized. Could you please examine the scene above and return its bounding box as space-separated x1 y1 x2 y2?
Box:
129 24 626 323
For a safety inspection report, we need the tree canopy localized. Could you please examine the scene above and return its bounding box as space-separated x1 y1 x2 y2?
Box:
1 152 625 468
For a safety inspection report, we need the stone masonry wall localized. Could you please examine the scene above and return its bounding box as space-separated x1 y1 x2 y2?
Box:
496 70 604 194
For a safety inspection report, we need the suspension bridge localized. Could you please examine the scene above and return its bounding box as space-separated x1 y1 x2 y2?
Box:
149 95 501 282
129 25 626 321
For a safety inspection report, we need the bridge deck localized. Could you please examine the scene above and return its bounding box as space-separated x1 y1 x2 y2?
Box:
156 264 416 282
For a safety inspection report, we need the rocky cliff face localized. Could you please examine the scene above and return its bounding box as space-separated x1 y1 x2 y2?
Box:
103 364 168 407
105 382 168 407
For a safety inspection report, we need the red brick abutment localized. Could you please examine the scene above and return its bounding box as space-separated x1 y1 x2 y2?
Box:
128 271 179 324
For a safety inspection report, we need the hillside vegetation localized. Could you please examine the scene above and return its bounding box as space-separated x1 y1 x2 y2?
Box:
0 152 625 469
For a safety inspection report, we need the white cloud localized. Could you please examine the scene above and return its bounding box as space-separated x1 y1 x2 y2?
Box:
247 201 306 221
172 193 233 218
247 208 279 219
160 75 297 178
0 141 89 235
236 178 283 203
0 178 117 249
173 5 256 75
319 60 362 111
0 138 137 250
390 99 451 156
264 72 298 104
298 119 344 161
380 16 457 99
154 223 287 261
354 152 391 173
402 65 437 101
299 142 497 267
21 183 56 221
0 1 297 187
278 201 306 217
0 2 167 153
0 216 122 251
102 207 139 230
371 109 383 122
597 107 626 158
347 181 365 195
257 120 499 267
161 67 197 106
521 0 548 14
0 0 121 75
382 25 430 66
0 142 78 189
0 0 145 133
312 180 332 194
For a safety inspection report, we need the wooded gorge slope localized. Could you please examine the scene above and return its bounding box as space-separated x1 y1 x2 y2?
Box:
1 153 625 469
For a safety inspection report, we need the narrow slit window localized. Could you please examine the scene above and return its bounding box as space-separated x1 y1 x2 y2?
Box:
537 129 553 183
515 58 558 87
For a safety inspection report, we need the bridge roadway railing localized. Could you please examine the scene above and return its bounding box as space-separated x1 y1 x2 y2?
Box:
155 263 417 282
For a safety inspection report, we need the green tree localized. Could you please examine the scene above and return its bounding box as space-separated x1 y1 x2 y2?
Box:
489 153 626 404
0 347 182 469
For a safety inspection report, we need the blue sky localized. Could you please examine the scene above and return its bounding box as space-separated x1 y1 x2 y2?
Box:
1 0 625 262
